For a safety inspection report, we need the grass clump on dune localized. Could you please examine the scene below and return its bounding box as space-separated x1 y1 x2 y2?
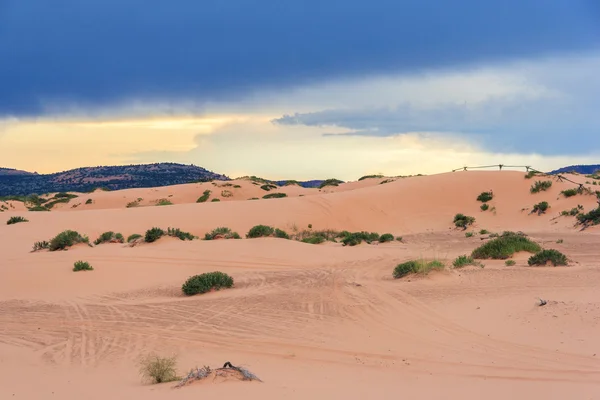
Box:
393 259 444 279
576 206 600 227
211 198 221 202
144 227 165 243
73 260 93 272
182 272 234 296
94 231 124 245
167 228 196 241
505 260 516 266
524 171 538 179
532 201 549 215
358 174 384 181
204 227 241 240
378 233 395 243
246 225 290 239
155 198 173 206
260 184 277 191
528 249 568 266
196 190 211 203
293 229 340 244
319 179 343 189
263 193 287 199
339 231 380 246
127 233 143 243
32 240 50 251
476 191 493 202
452 255 482 269
454 213 475 230
139 353 180 384
7 216 28 225
471 231 541 260
480 203 489 211
561 188 579 198
44 230 90 251
530 180 552 193
561 204 584 217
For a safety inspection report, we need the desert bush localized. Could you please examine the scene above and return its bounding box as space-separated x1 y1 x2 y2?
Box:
182 272 234 296
562 205 584 216
480 203 489 211
302 236 325 244
126 200 140 208
94 231 124 245
452 255 481 268
505 260 516 266
358 174 384 181
393 259 444 279
340 231 380 246
378 233 395 243
85 199 93 204
73 260 93 271
524 171 537 179
167 228 196 241
477 191 493 202
145 227 165 243
211 198 220 202
479 229 489 234
561 188 579 198
274 228 290 239
221 190 233 198
48 230 90 251
263 193 287 199
196 190 211 203
465 232 474 238
532 201 549 215
204 227 241 240
260 184 277 191
127 233 143 242
28 206 49 212
155 198 172 206
294 229 340 244
32 240 50 251
576 206 600 227
528 249 568 266
319 179 343 189
471 231 541 260
7 216 28 225
454 213 475 229
530 180 552 193
246 225 275 238
248 197 259 200
139 353 179 384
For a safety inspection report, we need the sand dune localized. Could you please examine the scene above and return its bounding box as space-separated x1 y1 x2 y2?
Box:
1 170 599 399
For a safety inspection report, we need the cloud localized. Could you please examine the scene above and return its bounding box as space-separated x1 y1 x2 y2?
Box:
1 0 599 117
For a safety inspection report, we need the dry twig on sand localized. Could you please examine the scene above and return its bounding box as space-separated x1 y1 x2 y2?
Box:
174 361 262 388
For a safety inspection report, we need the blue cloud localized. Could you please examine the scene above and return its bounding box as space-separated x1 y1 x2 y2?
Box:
1 0 599 117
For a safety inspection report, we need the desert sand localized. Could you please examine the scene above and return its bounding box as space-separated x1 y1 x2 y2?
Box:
1 170 599 399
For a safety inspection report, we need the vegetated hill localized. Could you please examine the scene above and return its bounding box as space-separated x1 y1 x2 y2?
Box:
549 164 600 175
275 179 326 188
0 163 229 196
0 168 36 176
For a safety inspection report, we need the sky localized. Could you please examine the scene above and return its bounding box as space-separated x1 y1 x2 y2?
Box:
1 0 600 180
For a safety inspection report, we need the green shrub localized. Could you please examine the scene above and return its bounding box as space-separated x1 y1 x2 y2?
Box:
126 200 140 208
340 231 380 246
94 231 124 245
182 272 234 296
479 229 489 234
211 198 221 202
396 236 403 242
294 229 340 244
480 203 489 211
32 240 50 251
358 174 383 181
524 171 537 179
28 205 49 212
576 206 600 227
73 260 93 271
167 228 196 241
465 232 474 238
379 233 394 242
454 213 475 229
477 191 493 202
127 233 143 243
308 224 312 229
452 255 480 268
562 205 584 216
248 197 259 200
301 236 325 244
530 180 552 193
274 228 290 239
138 353 179 384
393 261 418 278
561 188 578 198
155 198 172 206
233 185 242 188
319 179 343 189
528 249 568 266
7 216 28 225
196 190 211 203
145 227 165 243
505 260 516 266
471 231 541 259
204 227 241 240
48 230 90 251
260 184 277 191
532 201 549 215
393 259 444 279
263 193 287 199
85 199 93 204
246 225 275 238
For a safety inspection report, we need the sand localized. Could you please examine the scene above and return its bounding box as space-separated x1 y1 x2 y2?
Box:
1 170 599 399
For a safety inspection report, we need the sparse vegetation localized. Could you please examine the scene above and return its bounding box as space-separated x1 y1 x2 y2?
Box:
260 184 277 191
139 353 179 384
94 231 124 245
576 206 600 227
45 230 90 251
7 216 28 225
532 201 549 215
378 233 394 243
126 200 141 208
358 174 383 181
465 232 474 238
452 255 482 268
561 204 584 216
393 259 444 279
127 233 143 243
319 179 343 189
340 231 380 246
479 229 489 234
182 272 234 296
530 180 552 193
528 249 568 266
561 188 579 198
471 231 541 260
167 228 196 241
556 239 563 243
505 260 516 266
246 225 275 238
196 190 211 203
274 228 290 239
73 260 93 272
155 198 172 206
211 198 221 202
32 240 50 251
454 213 475 230
476 191 493 202
233 185 241 188
263 193 287 199
524 171 538 179
204 227 241 240
144 227 165 243
480 203 489 211
221 190 233 198
293 229 341 244
85 199 93 204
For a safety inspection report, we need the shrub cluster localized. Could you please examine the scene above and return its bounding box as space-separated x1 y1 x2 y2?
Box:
94 231 124 245
476 191 493 202
505 260 516 266
73 260 93 271
454 213 475 229
182 272 234 296
378 233 395 243
7 216 28 225
127 233 143 243
528 249 568 266
471 231 541 259
294 229 341 244
530 180 552 193
45 230 90 251
576 206 600 227
532 201 549 215
393 259 444 279
260 184 277 191
246 225 289 239
561 204 584 216
155 198 173 206
339 231 380 246
204 227 241 240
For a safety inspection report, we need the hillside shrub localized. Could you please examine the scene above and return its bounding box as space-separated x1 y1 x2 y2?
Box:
505 260 516 266
393 259 444 279
139 353 179 384
85 199 93 204
527 249 568 266
576 206 600 227
167 228 196 241
454 213 475 229
211 198 220 202
32 241 50 251
471 231 541 259
127 233 143 243
532 201 549 215
7 216 28 225
263 193 287 199
94 231 124 245
274 228 290 239
204 227 241 240
302 236 325 244
378 233 394 243
260 184 277 191
319 179 343 189
477 191 493 202
246 225 275 238
480 203 489 211
358 174 383 181
145 227 165 243
155 198 172 206
524 171 537 179
530 180 552 193
196 190 211 203
73 260 93 271
452 255 481 268
182 272 234 296
47 230 90 251
561 188 579 198
28 206 50 212
465 232 474 238
294 229 340 244
340 231 380 246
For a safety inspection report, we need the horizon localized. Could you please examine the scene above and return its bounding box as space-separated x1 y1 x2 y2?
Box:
1 1 600 180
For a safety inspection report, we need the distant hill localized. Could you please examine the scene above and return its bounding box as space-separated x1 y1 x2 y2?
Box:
549 164 600 175
0 163 229 196
275 179 326 188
